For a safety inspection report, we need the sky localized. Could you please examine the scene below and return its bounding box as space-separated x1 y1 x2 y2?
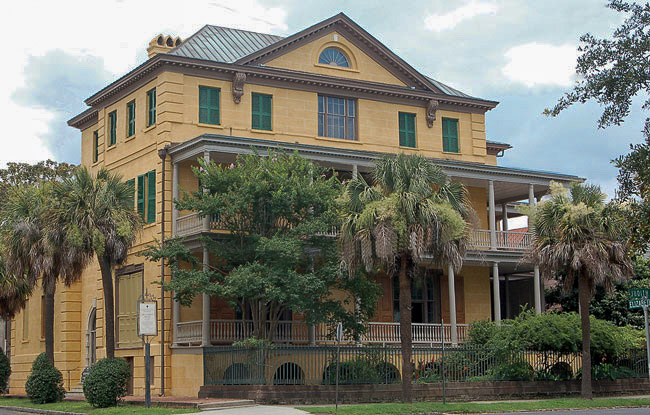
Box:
1 0 646 198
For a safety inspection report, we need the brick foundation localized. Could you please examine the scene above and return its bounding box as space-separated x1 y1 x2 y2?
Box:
199 378 650 404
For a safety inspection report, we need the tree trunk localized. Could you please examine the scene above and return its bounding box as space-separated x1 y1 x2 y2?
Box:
398 253 413 403
578 270 593 399
99 255 116 359
44 290 55 364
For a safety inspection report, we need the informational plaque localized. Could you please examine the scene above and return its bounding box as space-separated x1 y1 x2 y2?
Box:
138 301 157 337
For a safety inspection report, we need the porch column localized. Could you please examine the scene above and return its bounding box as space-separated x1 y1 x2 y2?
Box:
201 246 211 346
308 325 316 346
534 266 542 314
202 151 210 232
504 274 510 320
488 180 497 250
352 164 358 179
502 203 508 231
528 184 536 227
492 262 501 323
172 162 179 236
447 264 458 345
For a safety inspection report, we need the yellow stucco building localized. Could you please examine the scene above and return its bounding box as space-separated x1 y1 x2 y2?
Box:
7 13 581 397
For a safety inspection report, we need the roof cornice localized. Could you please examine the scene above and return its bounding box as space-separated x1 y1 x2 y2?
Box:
69 54 498 127
67 107 98 130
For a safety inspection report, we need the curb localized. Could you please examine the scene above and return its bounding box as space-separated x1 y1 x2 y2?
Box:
0 405 84 415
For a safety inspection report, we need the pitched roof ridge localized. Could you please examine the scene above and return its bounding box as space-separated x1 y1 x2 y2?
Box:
202 24 284 39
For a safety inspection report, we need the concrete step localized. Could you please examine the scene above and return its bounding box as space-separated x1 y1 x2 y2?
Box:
198 400 256 411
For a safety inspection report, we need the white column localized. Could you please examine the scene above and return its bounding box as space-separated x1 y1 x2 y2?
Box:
447 264 458 345
502 203 508 231
534 266 542 314
201 246 211 346
202 151 210 232
492 262 501 323
172 292 180 345
488 180 497 250
172 162 179 236
528 184 536 228
352 164 358 180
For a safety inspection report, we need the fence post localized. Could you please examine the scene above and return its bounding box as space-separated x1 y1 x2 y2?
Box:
441 318 446 405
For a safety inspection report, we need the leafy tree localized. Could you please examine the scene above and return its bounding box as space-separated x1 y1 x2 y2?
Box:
0 160 75 210
546 0 650 252
51 168 141 359
338 153 470 403
526 182 634 398
144 151 379 343
25 353 65 403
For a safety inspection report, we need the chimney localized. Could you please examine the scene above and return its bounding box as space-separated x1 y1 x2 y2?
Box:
147 34 182 58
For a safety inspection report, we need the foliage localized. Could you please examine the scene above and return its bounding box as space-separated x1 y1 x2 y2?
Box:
324 346 399 385
144 151 379 341
546 257 650 329
0 348 10 392
232 337 275 349
24 353 65 404
82 358 131 408
0 160 75 211
546 0 650 253
338 153 471 402
51 167 142 358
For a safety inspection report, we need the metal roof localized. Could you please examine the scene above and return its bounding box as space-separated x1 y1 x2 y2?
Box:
425 76 476 99
168 25 284 63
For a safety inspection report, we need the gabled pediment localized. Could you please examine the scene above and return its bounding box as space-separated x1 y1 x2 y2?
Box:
236 13 444 93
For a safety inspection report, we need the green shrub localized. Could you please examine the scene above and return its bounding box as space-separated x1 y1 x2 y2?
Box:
0 349 10 393
82 358 131 408
494 359 534 381
24 353 65 403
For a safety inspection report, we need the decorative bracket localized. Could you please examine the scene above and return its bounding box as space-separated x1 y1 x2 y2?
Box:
232 72 246 104
426 99 439 128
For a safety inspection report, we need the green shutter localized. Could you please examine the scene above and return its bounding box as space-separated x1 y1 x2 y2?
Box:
442 118 459 153
252 93 272 131
148 89 156 126
126 178 135 209
93 131 99 163
147 170 156 224
137 175 145 220
109 112 117 146
127 101 135 137
399 112 416 148
199 86 220 125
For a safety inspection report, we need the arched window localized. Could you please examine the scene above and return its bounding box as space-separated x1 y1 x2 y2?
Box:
318 47 350 68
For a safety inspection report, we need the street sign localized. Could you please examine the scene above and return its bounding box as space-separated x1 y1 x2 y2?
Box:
629 288 650 299
629 298 650 309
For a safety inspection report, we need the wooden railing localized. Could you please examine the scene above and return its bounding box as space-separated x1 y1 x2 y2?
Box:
175 213 203 237
174 319 469 345
468 229 533 251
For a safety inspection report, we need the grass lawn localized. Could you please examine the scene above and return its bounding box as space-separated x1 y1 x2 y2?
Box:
299 396 650 414
0 397 200 414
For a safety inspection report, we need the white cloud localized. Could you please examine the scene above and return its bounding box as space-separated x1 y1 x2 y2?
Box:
502 42 578 87
0 0 288 165
424 1 499 32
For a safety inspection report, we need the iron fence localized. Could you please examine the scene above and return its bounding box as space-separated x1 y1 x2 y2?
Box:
203 345 648 386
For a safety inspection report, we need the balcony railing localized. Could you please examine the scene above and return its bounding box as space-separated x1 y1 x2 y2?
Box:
174 319 469 345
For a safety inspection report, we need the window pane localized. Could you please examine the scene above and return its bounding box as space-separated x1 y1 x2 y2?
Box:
328 97 345 115
327 114 345 139
347 117 355 140
318 95 324 113
318 113 324 136
347 99 355 117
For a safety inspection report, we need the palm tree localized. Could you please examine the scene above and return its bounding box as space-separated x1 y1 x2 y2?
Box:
51 167 141 359
1 185 86 363
338 153 470 403
526 182 633 399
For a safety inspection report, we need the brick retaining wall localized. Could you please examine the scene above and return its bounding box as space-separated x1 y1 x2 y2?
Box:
199 378 650 404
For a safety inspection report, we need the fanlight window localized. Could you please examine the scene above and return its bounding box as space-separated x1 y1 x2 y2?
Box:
318 47 350 68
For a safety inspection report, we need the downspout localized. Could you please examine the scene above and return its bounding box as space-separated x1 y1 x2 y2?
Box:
157 145 170 395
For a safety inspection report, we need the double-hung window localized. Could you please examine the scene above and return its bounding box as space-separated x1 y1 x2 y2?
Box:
147 88 156 127
318 95 356 140
199 86 220 125
252 93 272 131
108 111 117 146
398 112 416 148
127 101 136 137
135 170 156 224
442 118 459 153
